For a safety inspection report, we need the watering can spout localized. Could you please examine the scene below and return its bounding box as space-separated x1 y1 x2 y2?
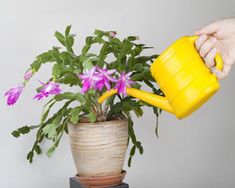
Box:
98 88 174 114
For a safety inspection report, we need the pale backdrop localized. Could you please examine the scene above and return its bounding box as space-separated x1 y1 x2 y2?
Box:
0 0 235 187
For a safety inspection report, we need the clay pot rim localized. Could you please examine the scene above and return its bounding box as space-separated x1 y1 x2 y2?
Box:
76 170 127 180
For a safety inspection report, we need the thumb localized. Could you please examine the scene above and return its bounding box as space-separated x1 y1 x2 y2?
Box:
195 22 219 35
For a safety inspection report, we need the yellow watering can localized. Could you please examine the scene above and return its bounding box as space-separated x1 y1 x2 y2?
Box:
98 36 223 119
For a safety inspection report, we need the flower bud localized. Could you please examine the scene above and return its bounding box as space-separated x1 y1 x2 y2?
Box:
24 69 33 81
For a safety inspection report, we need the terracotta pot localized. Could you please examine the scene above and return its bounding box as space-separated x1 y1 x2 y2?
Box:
75 170 127 188
68 118 128 177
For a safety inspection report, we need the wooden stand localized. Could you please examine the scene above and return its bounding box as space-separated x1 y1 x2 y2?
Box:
70 177 129 188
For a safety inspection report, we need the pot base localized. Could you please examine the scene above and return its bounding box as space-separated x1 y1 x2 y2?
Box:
75 170 127 188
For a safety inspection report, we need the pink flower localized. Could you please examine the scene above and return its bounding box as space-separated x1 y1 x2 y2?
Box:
79 66 103 93
5 84 24 105
95 67 117 91
79 66 118 93
114 72 135 97
33 81 62 101
24 69 33 81
109 31 117 38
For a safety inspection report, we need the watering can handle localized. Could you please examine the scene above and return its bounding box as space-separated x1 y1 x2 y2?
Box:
214 53 223 71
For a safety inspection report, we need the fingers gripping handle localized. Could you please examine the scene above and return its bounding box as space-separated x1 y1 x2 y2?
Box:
190 35 223 71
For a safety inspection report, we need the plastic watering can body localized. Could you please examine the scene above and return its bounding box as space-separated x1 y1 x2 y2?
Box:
98 36 223 119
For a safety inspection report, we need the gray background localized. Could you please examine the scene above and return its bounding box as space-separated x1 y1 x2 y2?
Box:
0 0 235 187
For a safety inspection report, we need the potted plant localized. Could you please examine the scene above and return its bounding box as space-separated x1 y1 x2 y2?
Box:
5 26 162 187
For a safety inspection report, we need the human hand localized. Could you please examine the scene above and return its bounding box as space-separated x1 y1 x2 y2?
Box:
194 18 235 79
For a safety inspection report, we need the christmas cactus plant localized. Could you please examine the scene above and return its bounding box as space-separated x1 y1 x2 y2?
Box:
5 26 163 166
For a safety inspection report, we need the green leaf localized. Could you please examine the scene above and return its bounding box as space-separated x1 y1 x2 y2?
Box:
133 63 143 72
143 70 155 82
134 106 143 117
47 145 56 157
67 36 74 48
55 31 66 46
57 73 81 87
132 83 141 89
128 118 137 144
127 36 137 41
31 52 52 72
84 93 91 111
11 130 20 138
52 114 63 125
50 47 62 64
27 151 34 163
35 145 41 155
59 51 72 61
123 99 143 118
42 123 57 139
70 106 81 124
79 54 89 62
123 102 132 111
134 46 142 55
144 79 154 88
155 122 159 137
123 39 133 50
82 44 91 54
136 141 143 154
41 101 56 123
88 89 96 96
30 60 41 72
12 126 31 138
85 36 93 44
54 92 76 101
153 107 160 137
52 63 62 79
36 52 52 63
142 46 154 49
108 102 122 115
109 37 121 44
100 42 109 56
93 36 106 44
88 111 96 123
94 29 104 35
82 59 93 70
18 126 30 135
65 25 72 37
130 145 136 156
128 156 132 167
131 73 143 81
75 93 86 104
126 116 144 167
27 151 33 159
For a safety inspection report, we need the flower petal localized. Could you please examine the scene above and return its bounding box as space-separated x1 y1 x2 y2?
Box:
34 81 62 101
106 69 116 75
5 84 24 105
